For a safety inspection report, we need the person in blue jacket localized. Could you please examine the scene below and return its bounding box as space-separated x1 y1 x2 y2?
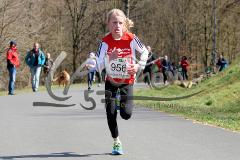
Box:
25 42 45 92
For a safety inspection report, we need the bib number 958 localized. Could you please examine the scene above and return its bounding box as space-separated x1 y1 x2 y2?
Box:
108 58 130 79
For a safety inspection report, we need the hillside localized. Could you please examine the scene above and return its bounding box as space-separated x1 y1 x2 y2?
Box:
134 59 240 131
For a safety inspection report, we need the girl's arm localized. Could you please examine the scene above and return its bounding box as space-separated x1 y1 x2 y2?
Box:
132 36 149 70
127 35 149 75
96 42 108 73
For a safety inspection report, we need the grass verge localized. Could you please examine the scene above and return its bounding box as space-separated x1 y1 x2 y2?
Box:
134 63 240 132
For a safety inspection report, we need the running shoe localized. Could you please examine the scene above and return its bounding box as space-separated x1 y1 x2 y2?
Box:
112 141 123 155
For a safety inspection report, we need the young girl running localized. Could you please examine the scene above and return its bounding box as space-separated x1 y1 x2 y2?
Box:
96 9 149 155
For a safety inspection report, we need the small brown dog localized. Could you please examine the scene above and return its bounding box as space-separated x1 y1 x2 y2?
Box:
53 70 70 87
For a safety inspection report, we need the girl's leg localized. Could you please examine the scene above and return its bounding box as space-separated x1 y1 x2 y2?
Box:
119 84 133 120
105 80 119 138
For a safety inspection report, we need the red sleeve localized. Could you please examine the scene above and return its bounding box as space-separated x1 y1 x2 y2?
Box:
7 50 12 61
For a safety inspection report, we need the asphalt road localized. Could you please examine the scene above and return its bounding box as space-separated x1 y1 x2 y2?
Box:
0 84 240 160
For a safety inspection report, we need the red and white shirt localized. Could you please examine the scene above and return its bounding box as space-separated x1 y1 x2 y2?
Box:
97 32 148 84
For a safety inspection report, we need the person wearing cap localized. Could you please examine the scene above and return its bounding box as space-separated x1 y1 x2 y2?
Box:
85 52 96 90
6 40 20 95
25 42 45 92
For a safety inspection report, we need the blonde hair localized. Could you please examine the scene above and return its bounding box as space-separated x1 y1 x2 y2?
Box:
106 8 134 32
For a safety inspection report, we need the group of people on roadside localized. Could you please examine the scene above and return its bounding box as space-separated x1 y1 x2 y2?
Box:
143 49 190 86
6 41 53 95
143 50 229 87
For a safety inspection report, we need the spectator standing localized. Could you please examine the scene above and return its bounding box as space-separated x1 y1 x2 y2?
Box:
216 54 227 72
143 46 157 87
6 40 20 95
161 55 171 85
25 42 45 92
85 52 96 90
180 56 189 80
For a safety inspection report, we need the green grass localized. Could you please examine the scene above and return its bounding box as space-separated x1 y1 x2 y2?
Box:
134 60 240 132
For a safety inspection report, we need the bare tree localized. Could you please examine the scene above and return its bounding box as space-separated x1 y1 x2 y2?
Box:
64 0 98 72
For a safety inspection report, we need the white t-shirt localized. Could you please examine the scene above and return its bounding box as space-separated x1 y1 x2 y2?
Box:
86 57 96 72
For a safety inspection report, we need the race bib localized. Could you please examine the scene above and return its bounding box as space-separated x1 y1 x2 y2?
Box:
107 58 130 79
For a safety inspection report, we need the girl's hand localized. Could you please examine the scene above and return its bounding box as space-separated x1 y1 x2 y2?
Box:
127 63 139 75
110 47 123 61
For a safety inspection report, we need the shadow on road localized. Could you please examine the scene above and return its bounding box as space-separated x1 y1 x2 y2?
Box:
0 152 111 159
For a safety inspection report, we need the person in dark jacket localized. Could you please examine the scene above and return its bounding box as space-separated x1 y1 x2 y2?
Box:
161 55 171 85
216 54 227 72
6 40 20 95
25 42 45 92
143 46 157 87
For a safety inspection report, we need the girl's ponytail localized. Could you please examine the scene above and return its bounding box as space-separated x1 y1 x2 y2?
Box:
125 18 134 32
